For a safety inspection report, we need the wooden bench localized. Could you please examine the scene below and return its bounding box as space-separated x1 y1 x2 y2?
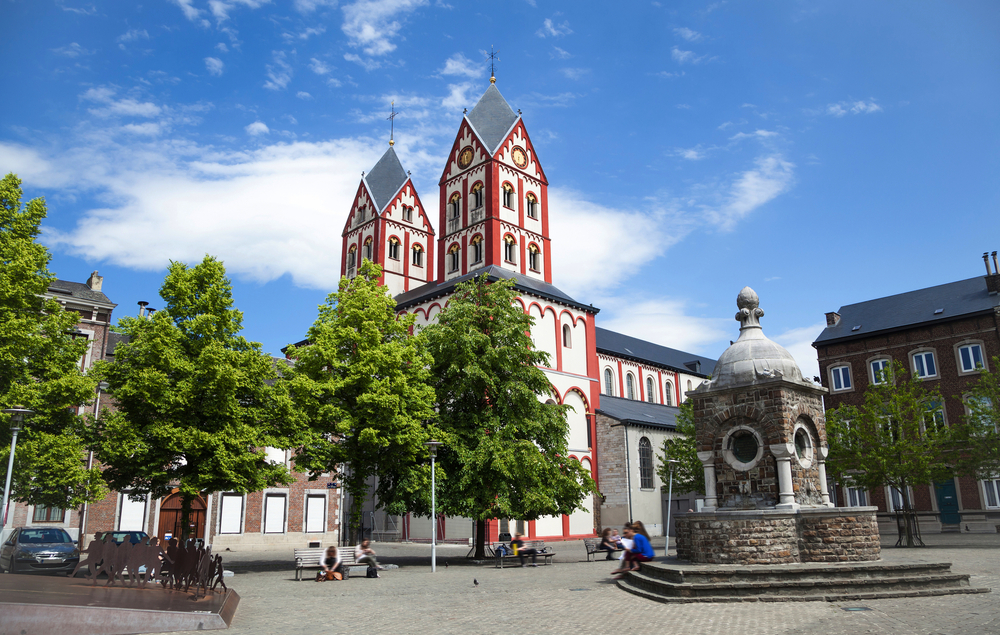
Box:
583 537 622 562
494 540 555 569
294 548 361 581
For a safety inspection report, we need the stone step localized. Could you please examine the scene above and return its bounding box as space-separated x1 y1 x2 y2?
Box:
624 568 975 600
640 561 953 585
616 576 991 604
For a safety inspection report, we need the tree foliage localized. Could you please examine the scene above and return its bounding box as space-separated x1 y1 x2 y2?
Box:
0 173 105 509
285 260 438 541
960 355 1000 479
423 275 595 558
91 256 304 536
656 400 705 496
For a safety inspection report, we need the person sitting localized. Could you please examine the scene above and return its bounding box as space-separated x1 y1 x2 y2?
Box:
316 545 343 581
510 533 538 567
612 525 654 577
598 528 618 560
354 540 382 577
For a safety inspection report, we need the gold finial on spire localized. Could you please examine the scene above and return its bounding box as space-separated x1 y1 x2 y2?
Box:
387 101 397 146
488 45 499 84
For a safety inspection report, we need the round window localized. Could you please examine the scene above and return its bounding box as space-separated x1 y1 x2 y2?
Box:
731 432 758 463
794 428 811 460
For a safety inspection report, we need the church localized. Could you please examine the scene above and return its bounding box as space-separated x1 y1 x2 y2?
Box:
339 76 716 543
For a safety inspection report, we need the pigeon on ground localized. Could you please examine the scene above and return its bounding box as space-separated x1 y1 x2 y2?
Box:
444 562 448 568
473 578 479 587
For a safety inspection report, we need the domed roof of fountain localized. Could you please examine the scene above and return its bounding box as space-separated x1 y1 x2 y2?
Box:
701 287 812 391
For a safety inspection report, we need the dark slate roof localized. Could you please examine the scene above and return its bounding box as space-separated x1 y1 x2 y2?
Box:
466 84 519 154
364 146 409 212
105 332 129 357
596 395 680 430
394 265 599 314
814 276 1000 345
595 327 716 377
47 280 115 306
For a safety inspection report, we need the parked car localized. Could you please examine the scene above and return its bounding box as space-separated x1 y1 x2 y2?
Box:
0 527 80 575
107 531 149 545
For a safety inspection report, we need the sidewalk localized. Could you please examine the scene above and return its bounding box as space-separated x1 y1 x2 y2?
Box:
157 533 999 635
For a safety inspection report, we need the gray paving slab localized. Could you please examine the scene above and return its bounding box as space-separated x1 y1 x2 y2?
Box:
151 533 1000 635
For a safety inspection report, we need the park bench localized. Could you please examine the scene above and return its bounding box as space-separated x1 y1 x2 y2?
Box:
494 540 555 569
583 537 622 562
294 548 361 581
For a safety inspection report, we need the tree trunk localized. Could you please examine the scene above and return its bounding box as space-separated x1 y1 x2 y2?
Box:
180 493 193 543
474 519 487 559
901 484 915 548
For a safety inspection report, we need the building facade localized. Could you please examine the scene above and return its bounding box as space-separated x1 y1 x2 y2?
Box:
813 255 1000 533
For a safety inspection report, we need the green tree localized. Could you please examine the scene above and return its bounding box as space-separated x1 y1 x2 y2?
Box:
423 275 595 559
285 260 438 543
0 173 106 511
826 360 963 547
656 400 705 496
91 256 304 538
960 356 1000 479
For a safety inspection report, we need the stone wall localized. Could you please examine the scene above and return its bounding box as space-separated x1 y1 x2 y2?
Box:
675 507 880 565
594 413 629 530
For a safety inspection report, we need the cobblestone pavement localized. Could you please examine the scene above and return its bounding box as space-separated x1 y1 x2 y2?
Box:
157 533 999 635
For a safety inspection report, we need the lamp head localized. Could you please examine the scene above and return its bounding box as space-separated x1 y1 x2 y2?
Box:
2 407 34 432
424 439 443 458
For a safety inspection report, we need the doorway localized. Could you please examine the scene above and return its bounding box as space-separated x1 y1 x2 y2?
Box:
935 480 961 526
158 493 207 542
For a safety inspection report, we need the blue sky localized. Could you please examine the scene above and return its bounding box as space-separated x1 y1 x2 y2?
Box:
2 0 999 377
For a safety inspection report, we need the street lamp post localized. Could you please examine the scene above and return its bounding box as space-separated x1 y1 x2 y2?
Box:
663 458 679 558
2 408 33 529
424 440 443 572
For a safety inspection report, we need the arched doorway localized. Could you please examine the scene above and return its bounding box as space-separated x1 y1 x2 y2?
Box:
158 492 207 542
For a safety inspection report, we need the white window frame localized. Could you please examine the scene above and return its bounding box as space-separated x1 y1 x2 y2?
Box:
646 377 656 404
957 342 987 375
869 358 891 385
304 493 327 534
388 238 401 261
829 364 853 392
626 373 636 400
845 485 868 507
118 492 148 531
664 381 673 406
981 477 1000 509
911 349 938 379
219 493 245 534
604 368 616 397
263 493 288 534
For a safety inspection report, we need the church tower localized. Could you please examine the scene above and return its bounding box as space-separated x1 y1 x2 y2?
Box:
341 144 435 297
436 79 551 284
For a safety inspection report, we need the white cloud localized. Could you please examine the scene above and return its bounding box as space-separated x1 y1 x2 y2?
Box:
551 46 571 60
536 17 572 37
208 0 272 23
121 122 163 136
117 29 149 48
52 42 93 57
204 57 225 76
309 58 332 74
294 0 338 11
439 53 480 78
560 68 589 80
703 154 795 230
297 91 313 100
264 51 293 90
773 322 826 381
344 52 381 71
216 42 229 53
653 70 684 78
170 0 206 23
327 77 343 88
598 299 730 356
826 99 882 117
245 121 270 135
729 129 778 141
676 146 706 160
83 87 162 118
674 27 702 41
59 2 97 14
441 82 474 110
341 0 428 56
671 46 708 64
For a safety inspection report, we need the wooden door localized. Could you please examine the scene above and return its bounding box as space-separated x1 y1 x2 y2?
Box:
158 493 207 542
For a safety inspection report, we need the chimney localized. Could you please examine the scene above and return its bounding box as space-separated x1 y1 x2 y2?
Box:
86 270 103 292
138 301 149 317
985 252 1000 295
825 311 841 326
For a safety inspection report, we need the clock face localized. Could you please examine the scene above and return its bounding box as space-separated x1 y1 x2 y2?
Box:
511 146 528 169
458 147 474 169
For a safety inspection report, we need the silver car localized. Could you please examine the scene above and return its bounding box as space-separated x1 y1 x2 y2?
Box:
0 527 80 575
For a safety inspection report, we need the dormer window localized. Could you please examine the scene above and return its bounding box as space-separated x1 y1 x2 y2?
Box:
503 235 517 263
450 193 461 219
448 244 460 272
528 244 540 271
471 235 483 263
411 244 423 267
526 193 537 219
471 183 483 208
388 237 400 260
502 182 514 208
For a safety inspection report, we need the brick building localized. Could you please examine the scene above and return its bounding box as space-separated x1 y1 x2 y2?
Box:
812 254 1000 533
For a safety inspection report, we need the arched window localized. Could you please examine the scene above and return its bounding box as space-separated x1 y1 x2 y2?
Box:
526 192 537 219
626 374 636 400
471 183 483 208
347 245 357 273
504 235 517 263
449 192 461 218
638 437 654 489
664 381 673 406
528 244 540 271
411 244 423 267
402 205 413 222
604 368 615 396
448 244 460 272
363 237 373 261
502 182 514 208
470 235 483 263
562 324 572 348
686 380 692 393
388 237 400 260
646 377 656 403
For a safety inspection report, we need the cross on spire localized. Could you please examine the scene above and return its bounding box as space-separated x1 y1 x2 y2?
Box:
488 45 499 84
387 101 398 146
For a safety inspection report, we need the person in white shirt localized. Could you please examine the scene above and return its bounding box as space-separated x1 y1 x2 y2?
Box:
354 539 382 576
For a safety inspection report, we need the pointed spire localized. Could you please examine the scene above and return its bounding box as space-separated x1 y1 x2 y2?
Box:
364 146 408 212
466 83 518 154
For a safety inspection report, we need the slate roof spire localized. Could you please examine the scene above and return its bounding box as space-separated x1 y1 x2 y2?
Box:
364 145 408 212
465 83 519 154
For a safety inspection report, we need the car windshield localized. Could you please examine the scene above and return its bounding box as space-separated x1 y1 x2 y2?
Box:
110 532 148 544
20 528 72 544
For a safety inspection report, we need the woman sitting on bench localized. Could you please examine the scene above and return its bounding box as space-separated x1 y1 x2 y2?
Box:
510 533 538 567
598 528 617 560
316 546 343 581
